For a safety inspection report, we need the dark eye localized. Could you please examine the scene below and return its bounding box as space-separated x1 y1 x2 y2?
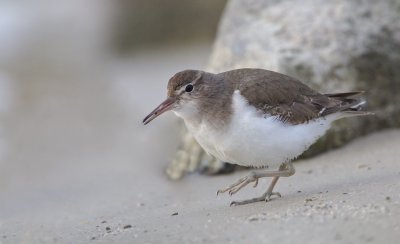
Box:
185 84 194 92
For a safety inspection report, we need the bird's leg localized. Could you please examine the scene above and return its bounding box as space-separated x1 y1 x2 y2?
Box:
264 175 282 201
217 163 295 206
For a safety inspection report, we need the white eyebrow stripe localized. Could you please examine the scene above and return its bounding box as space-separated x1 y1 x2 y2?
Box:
177 85 186 94
192 71 203 85
174 71 203 95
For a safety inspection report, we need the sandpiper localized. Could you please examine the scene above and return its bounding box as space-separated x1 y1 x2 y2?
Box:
143 68 370 206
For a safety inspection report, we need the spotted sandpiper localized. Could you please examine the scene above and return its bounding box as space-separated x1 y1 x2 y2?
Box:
143 68 370 206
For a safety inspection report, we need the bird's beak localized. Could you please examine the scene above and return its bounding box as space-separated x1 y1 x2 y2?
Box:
143 97 176 125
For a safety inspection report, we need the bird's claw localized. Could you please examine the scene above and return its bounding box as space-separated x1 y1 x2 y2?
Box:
253 178 259 188
217 172 258 196
264 192 281 202
229 191 282 206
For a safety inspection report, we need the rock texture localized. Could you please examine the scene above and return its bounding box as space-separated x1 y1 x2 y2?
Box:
167 0 400 179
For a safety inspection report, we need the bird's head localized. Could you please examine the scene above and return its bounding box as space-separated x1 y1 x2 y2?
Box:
143 70 209 125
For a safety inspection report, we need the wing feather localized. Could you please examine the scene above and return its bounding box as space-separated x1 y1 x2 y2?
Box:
220 69 365 124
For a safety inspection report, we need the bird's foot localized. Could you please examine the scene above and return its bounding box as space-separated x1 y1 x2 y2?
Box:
230 191 281 206
217 172 259 196
264 191 281 201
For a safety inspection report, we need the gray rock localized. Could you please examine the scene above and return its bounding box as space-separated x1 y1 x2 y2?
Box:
166 0 400 179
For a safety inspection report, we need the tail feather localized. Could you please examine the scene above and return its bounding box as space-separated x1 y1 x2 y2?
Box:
324 91 364 98
350 100 366 109
340 110 374 119
321 91 372 118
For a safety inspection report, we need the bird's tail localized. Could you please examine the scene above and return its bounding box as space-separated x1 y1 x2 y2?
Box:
342 100 374 117
324 91 374 118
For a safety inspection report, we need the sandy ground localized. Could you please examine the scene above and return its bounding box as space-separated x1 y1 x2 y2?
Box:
0 45 399 243
1 129 399 244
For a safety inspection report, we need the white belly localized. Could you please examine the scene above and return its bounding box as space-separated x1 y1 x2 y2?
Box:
179 91 337 168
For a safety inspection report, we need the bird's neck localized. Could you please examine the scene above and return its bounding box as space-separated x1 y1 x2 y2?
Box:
173 104 202 128
174 97 233 133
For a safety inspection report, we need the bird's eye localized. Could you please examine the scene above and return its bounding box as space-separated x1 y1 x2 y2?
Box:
185 84 194 92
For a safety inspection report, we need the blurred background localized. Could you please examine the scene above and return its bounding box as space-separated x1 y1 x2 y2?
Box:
0 0 226 218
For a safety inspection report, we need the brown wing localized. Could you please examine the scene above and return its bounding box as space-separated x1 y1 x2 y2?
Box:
220 69 363 125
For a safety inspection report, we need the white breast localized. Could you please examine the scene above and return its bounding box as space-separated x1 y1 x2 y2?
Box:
176 91 338 168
